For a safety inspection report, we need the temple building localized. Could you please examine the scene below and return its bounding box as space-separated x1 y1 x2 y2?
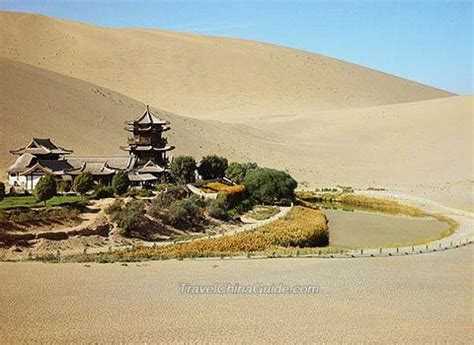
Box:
7 106 174 191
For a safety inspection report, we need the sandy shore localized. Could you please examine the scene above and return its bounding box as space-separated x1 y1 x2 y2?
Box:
1 244 472 343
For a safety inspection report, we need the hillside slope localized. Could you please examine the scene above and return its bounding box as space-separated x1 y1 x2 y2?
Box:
0 11 454 121
0 57 287 175
1 57 472 210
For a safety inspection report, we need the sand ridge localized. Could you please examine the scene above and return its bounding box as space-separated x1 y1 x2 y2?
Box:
0 10 453 121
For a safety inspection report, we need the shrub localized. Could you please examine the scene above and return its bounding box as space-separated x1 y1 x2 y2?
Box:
101 206 328 260
202 182 246 206
138 189 154 197
170 156 197 184
225 162 258 183
243 168 297 204
162 196 203 229
93 185 115 199
149 193 174 216
198 155 228 180
116 200 147 237
206 195 228 220
104 199 124 219
105 199 146 237
57 180 71 193
73 172 94 195
34 175 57 205
112 170 130 195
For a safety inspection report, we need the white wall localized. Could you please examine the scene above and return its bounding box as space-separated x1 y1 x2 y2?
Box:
8 173 44 191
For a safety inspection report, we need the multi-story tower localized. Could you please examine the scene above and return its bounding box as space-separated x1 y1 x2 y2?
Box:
121 105 175 168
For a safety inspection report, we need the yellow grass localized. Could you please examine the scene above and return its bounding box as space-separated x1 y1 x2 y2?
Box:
71 206 328 261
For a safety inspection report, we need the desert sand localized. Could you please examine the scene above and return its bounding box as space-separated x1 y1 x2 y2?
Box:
0 10 472 343
0 11 453 121
1 246 472 343
1 56 472 211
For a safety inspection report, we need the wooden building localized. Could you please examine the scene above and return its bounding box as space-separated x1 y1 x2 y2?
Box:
7 106 175 191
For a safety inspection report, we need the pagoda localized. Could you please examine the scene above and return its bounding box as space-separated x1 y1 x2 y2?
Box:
121 105 175 171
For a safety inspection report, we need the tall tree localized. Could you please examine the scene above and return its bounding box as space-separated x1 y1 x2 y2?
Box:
112 170 130 195
198 155 228 180
170 155 197 184
34 175 57 206
73 172 94 196
0 181 5 202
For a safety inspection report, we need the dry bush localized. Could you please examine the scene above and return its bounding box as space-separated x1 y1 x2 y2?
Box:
90 206 328 260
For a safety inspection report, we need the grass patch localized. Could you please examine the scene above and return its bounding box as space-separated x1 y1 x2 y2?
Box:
0 195 82 210
245 205 279 220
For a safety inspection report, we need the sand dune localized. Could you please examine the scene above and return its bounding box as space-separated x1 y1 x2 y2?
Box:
0 11 453 121
1 57 472 210
0 57 290 176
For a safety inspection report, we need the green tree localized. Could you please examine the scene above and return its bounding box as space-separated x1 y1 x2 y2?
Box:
73 172 94 196
242 168 297 204
198 155 228 180
225 162 258 183
0 181 5 202
112 170 130 195
170 155 197 184
34 175 57 205
57 180 71 193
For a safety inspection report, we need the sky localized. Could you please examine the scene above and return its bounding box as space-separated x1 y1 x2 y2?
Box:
0 0 472 94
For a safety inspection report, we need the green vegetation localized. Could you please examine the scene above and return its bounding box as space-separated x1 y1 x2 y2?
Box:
111 170 130 195
0 207 81 227
57 180 72 193
170 155 197 184
246 205 280 220
205 194 229 220
92 185 115 199
0 195 82 210
198 155 228 180
71 206 329 262
105 199 147 236
243 168 297 204
34 175 57 205
163 196 205 229
225 162 258 183
73 172 94 195
0 181 5 201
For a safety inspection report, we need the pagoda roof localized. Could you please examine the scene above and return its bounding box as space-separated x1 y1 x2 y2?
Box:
67 162 116 176
126 105 168 126
128 173 159 182
8 153 37 173
10 138 73 156
122 145 175 152
134 160 166 174
67 156 136 171
20 160 73 176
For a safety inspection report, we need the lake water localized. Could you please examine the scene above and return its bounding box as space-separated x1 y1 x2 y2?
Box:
322 208 448 248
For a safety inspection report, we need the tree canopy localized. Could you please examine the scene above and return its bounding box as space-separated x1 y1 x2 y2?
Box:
73 172 94 195
225 162 258 183
170 155 197 184
112 170 130 195
0 181 6 201
198 155 228 180
242 168 297 204
34 175 57 205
